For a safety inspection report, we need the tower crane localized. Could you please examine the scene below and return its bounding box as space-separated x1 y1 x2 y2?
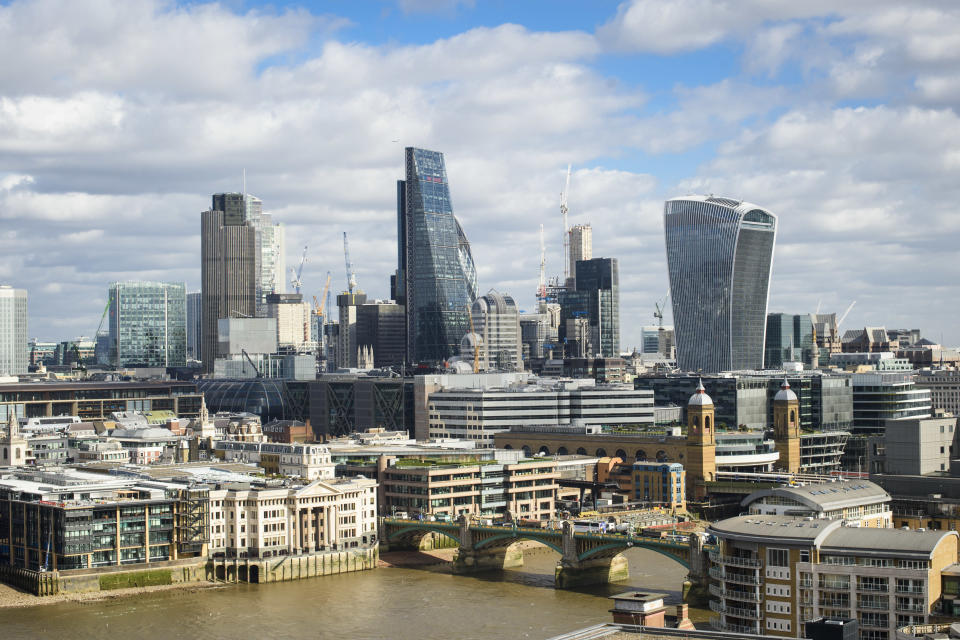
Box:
654 293 669 329
289 244 308 294
343 232 357 294
317 271 332 321
536 224 547 302
837 300 857 331
560 164 571 282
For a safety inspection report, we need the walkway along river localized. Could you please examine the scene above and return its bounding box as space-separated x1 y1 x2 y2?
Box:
0 545 708 640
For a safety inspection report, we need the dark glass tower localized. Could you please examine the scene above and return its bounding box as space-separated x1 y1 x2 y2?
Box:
765 313 815 368
664 196 777 373
576 258 620 357
397 148 478 365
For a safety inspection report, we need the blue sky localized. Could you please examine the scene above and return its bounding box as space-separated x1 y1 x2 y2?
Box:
1 0 959 348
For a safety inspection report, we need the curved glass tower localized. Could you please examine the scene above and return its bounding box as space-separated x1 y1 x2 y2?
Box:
398 147 478 365
664 196 777 373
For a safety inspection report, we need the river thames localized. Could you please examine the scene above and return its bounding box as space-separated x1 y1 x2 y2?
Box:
1 548 707 639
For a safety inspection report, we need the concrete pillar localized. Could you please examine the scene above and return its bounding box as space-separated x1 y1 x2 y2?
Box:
328 505 337 548
305 509 316 552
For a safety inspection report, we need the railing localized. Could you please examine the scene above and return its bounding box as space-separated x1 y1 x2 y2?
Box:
709 552 762 568
709 600 763 620
819 581 851 591
709 584 761 603
896 603 925 613
858 601 888 611
709 567 759 585
896 585 925 595
709 616 759 635
798 579 813 588
858 583 890 593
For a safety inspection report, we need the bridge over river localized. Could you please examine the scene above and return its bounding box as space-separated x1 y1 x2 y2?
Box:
380 517 715 591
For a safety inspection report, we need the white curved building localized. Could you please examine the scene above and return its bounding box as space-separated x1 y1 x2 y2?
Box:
664 195 777 373
471 291 522 372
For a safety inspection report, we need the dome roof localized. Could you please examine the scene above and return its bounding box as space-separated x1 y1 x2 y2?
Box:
688 379 714 406
774 379 798 403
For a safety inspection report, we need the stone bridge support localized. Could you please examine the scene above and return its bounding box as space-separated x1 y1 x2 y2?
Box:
682 532 711 605
553 521 629 589
451 517 524 574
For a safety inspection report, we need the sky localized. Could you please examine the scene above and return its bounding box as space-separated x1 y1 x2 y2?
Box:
2 0 959 349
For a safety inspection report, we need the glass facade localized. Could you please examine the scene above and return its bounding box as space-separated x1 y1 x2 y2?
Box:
664 196 777 373
574 258 620 358
398 148 478 364
765 313 815 367
0 287 28 376
196 378 310 423
109 281 186 368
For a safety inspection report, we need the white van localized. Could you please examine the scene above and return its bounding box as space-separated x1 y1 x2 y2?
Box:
572 520 606 534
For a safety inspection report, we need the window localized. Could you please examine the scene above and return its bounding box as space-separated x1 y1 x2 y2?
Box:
767 548 789 567
799 550 810 562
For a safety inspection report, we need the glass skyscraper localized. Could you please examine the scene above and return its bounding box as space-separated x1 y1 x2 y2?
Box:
0 286 27 376
575 257 620 357
109 281 186 368
765 313 815 368
397 147 478 365
664 196 777 373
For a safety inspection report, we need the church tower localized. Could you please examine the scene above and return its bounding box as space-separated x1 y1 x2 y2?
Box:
2 411 28 467
773 379 801 473
685 380 716 499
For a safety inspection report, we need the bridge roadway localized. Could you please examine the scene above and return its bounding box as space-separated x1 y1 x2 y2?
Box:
380 517 715 591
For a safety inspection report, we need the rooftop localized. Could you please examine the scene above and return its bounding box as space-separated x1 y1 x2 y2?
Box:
741 479 890 511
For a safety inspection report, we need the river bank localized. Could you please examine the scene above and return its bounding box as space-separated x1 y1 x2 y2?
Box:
0 579 225 609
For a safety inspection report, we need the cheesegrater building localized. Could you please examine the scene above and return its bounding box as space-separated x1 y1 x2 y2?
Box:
397 147 478 365
664 196 777 373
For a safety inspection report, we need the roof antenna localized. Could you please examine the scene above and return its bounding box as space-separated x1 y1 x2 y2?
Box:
242 168 246 200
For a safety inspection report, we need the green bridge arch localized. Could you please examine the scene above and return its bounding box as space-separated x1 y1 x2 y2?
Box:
473 533 564 555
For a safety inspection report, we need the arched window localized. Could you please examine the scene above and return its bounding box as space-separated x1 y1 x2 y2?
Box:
789 410 796 423
521 446 532 457
615 449 627 460
656 450 667 462
503 444 513 450
595 448 607 457
538 446 550 456
576 448 587 455
635 450 647 461
557 447 568 455
705 416 711 430
693 416 700 428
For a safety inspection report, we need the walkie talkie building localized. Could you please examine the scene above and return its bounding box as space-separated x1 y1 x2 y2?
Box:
397 148 478 365
664 196 777 373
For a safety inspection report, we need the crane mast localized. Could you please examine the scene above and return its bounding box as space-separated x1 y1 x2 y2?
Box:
560 164 571 282
289 244 308 294
537 224 546 302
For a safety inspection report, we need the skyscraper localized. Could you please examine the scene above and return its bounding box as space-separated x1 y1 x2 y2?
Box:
397 147 478 365
186 291 201 361
664 195 777 373
567 257 620 358
201 194 256 373
471 291 522 372
567 223 592 288
0 286 27 376
245 195 286 317
108 281 186 368
765 313 815 368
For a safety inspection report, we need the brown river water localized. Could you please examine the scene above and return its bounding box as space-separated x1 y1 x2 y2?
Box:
0 547 707 640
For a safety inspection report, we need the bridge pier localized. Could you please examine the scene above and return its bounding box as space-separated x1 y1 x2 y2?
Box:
452 545 524 574
682 532 711 606
555 554 629 589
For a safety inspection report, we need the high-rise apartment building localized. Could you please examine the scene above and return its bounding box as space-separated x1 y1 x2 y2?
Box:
0 287 27 376
471 291 522 372
765 313 816 368
567 223 592 288
665 196 777 373
201 195 256 373
186 291 201 361
397 147 478 365
108 281 186 368
574 257 620 358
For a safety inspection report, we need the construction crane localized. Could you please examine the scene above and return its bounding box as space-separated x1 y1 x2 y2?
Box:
837 300 857 330
343 232 357 294
560 164 571 281
536 224 547 302
317 271 332 321
654 293 669 329
289 244 308 294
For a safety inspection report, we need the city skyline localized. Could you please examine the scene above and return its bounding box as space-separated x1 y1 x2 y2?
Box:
1 0 959 349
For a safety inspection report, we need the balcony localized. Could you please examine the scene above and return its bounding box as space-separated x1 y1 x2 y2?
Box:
709 567 759 585
710 616 759 635
799 579 813 588
709 552 762 568
709 584 761 603
858 583 890 593
819 582 852 592
709 600 763 620
896 604 925 613
896 585 925 595
858 601 888 611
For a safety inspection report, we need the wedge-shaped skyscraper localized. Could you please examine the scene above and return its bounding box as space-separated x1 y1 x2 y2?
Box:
664 195 777 373
397 147 478 365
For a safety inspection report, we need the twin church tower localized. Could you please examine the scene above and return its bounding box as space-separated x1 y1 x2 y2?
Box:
684 379 800 498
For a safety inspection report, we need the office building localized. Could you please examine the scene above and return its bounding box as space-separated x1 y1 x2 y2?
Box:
186 291 202 361
471 291 522 372
381 458 558 521
915 370 960 416
520 303 561 360
216 317 278 357
575 258 620 358
568 223 592 288
664 196 777 372
632 462 686 511
337 292 368 369
0 286 27 376
356 300 406 369
708 514 958 639
201 194 257 373
642 325 675 358
397 147 478 365
852 372 931 432
766 313 816 368
266 293 310 351
108 281 186 368
244 196 286 317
